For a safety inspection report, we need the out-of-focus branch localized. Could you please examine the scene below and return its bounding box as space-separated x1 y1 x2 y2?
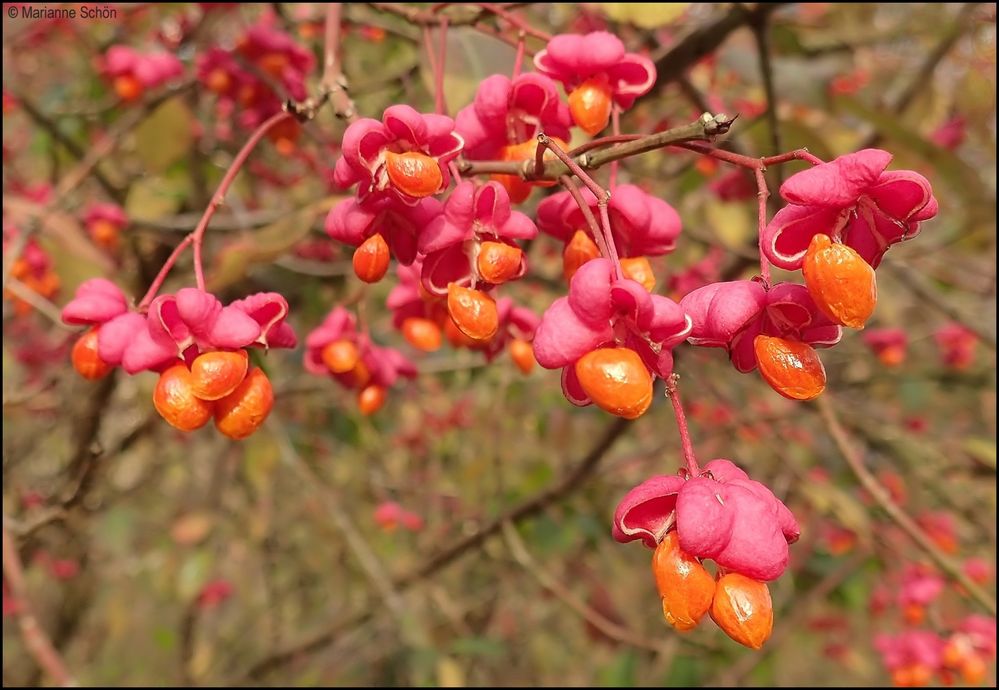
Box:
13 91 125 203
1 523 77 687
883 263 996 350
649 4 785 88
861 3 981 149
239 416 632 682
817 396 996 616
502 521 706 654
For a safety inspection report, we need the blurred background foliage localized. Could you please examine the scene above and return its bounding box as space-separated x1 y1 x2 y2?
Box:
2 3 996 687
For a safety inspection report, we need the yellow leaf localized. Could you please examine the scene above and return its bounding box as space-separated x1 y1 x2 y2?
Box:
601 3 688 28
436 657 465 688
705 200 752 249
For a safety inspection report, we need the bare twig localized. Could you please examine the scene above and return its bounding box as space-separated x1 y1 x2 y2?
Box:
1 522 77 687
461 115 734 180
239 416 631 681
816 396 996 616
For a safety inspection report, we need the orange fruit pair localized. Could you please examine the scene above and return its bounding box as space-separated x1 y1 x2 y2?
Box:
653 533 774 649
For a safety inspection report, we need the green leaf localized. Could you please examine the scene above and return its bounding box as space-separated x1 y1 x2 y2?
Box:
598 649 637 687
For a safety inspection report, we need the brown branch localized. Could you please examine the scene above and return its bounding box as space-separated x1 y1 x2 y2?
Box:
239 416 632 682
882 263 996 350
649 4 785 88
861 3 981 149
1 523 77 687
502 521 711 653
460 114 734 180
13 90 125 203
816 396 996 616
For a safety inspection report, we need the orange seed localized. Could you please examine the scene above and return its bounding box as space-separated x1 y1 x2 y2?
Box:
153 364 215 432
802 233 877 329
574 347 653 419
384 150 443 198
568 77 614 135
71 328 113 381
710 573 774 650
214 368 274 440
352 232 391 283
446 284 499 342
476 241 523 285
652 532 716 632
190 349 249 401
753 335 826 401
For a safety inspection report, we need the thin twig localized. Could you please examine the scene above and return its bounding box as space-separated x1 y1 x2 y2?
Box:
1 522 77 687
462 115 733 180
816 396 996 616
239 416 632 682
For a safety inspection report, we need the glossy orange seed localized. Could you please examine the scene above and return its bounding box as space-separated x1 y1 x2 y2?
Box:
509 339 535 375
652 532 716 632
71 328 113 381
802 233 877 329
113 75 143 103
753 335 826 401
476 241 523 285
709 573 774 650
402 317 443 352
563 229 601 282
321 339 360 374
574 347 653 419
384 150 443 198
357 384 387 416
621 257 656 292
214 368 274 440
568 77 614 136
352 232 391 283
190 349 249 401
446 284 499 342
153 364 215 432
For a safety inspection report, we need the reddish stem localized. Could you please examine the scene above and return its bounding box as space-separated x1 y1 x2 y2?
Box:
191 111 292 290
138 111 292 306
665 375 699 475
512 31 526 79
755 167 772 286
559 174 609 260
538 134 606 203
609 105 621 189
137 235 193 308
436 17 449 115
539 135 622 280
597 201 624 281
471 3 551 40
